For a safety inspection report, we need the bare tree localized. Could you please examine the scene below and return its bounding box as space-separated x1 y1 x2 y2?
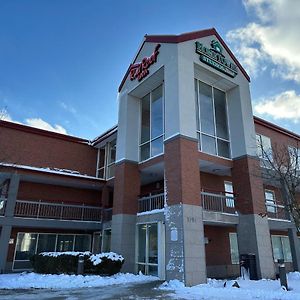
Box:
258 139 300 232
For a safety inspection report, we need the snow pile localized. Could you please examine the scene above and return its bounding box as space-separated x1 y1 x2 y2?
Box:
40 251 91 257
160 273 300 300
0 272 158 290
89 252 124 266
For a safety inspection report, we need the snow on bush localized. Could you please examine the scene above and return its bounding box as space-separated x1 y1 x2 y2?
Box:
31 251 124 275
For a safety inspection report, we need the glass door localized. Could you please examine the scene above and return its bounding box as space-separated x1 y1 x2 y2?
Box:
137 223 159 276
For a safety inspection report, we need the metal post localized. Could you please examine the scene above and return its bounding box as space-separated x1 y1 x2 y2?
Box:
77 254 84 275
278 259 288 290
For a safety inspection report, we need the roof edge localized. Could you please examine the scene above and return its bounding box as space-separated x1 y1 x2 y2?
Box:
0 120 90 144
118 28 250 92
254 116 300 141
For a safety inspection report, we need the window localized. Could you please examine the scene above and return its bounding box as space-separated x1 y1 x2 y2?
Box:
13 233 91 270
224 181 234 208
97 139 116 179
288 146 300 170
195 80 230 158
265 190 276 213
140 85 164 162
102 229 111 252
271 235 292 262
229 233 239 264
256 134 272 160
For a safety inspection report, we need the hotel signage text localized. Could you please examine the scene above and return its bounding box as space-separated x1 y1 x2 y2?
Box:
195 40 238 78
130 44 161 82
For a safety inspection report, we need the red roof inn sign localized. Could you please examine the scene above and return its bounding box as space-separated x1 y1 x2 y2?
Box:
195 40 238 78
130 44 161 81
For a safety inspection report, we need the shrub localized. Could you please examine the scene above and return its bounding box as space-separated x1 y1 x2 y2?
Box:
30 251 124 275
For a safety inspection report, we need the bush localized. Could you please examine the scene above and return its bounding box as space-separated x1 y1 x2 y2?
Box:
30 251 124 275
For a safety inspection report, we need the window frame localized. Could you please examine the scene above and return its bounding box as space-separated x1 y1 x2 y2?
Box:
139 84 165 162
256 133 272 161
229 232 239 264
271 235 292 262
264 189 277 213
13 232 92 270
194 79 231 159
96 139 116 180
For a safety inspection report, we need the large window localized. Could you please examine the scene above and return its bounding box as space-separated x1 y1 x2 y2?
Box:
97 139 116 179
140 85 164 162
195 80 230 158
264 190 276 213
271 235 292 262
13 233 91 270
256 134 272 160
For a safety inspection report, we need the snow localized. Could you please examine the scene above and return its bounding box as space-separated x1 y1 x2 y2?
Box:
137 208 164 216
89 252 124 266
160 272 300 300
39 251 124 266
0 272 158 290
0 162 102 180
40 251 91 257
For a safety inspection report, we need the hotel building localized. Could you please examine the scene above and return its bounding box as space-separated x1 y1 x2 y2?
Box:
0 28 300 286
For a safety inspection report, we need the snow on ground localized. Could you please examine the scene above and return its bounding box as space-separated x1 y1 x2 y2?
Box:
160 272 300 300
0 272 158 290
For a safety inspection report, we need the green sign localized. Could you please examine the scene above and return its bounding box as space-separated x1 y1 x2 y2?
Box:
195 40 238 78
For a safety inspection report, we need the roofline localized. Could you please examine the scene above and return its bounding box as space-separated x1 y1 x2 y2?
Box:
118 28 250 92
0 120 90 144
92 125 118 145
254 116 300 141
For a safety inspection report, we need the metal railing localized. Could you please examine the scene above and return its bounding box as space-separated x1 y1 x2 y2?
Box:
201 191 237 214
266 203 290 220
14 200 102 222
138 193 165 213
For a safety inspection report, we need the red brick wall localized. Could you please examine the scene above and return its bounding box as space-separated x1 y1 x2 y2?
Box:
0 123 98 176
113 162 140 214
17 182 101 206
140 180 164 197
204 225 236 265
164 137 201 206
200 172 232 193
232 156 266 215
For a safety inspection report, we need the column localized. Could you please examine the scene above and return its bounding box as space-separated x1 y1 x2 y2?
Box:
233 156 275 278
110 161 140 273
164 136 206 286
0 173 20 273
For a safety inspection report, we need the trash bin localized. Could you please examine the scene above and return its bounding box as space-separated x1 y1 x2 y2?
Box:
240 254 258 280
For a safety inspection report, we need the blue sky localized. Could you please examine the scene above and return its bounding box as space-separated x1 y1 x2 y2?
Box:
1 0 300 139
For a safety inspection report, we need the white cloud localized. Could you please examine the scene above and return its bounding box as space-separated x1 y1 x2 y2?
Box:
25 118 67 134
60 102 77 115
227 0 300 82
254 90 300 121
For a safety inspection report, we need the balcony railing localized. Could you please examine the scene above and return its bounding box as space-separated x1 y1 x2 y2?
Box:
138 193 165 213
14 200 102 222
201 191 237 214
266 203 290 220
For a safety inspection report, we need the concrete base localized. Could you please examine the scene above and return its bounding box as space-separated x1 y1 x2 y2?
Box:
111 214 136 273
165 204 206 286
237 214 275 279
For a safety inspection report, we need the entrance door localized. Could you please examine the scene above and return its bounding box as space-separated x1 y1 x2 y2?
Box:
136 222 165 279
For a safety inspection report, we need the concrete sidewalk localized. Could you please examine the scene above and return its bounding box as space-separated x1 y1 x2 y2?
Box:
0 280 180 300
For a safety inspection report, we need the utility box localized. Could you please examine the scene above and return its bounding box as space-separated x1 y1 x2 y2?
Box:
240 254 258 280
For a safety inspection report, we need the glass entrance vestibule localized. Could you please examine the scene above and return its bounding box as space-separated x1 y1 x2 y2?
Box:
136 222 165 279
